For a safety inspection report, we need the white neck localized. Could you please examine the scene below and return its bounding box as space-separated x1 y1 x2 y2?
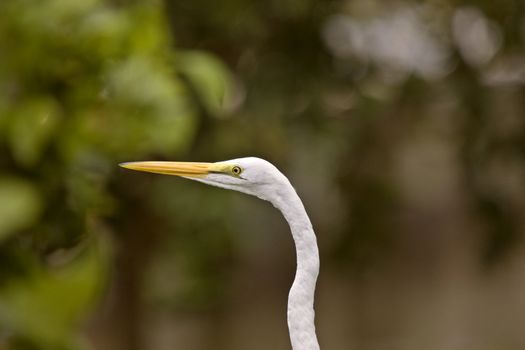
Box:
271 184 320 350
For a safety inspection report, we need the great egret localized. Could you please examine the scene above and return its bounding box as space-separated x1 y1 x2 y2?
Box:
120 157 320 350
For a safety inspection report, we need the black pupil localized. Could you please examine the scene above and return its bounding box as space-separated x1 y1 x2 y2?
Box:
233 167 240 174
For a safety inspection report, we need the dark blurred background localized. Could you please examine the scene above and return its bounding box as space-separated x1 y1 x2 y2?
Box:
1 0 525 349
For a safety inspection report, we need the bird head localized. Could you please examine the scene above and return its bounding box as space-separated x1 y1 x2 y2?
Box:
120 157 289 202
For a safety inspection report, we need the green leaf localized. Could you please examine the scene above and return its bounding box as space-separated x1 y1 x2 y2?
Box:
0 177 42 242
177 51 234 116
7 97 61 167
0 241 106 348
105 57 196 154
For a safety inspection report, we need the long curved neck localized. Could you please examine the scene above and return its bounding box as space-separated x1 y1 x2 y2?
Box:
272 184 320 350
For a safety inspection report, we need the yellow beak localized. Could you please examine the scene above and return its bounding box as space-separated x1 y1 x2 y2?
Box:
119 161 215 178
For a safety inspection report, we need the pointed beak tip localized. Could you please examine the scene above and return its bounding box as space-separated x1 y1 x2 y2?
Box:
119 162 144 172
119 162 132 169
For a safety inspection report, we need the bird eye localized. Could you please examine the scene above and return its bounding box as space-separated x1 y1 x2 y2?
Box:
232 166 242 175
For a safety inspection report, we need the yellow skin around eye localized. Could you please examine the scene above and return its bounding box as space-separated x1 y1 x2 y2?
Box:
232 166 242 175
210 164 242 177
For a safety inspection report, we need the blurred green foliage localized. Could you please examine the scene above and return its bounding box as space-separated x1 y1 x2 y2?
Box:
1 0 524 349
0 178 42 242
0 243 104 349
0 0 231 348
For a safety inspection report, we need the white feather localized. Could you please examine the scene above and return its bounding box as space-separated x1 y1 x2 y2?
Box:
191 157 320 350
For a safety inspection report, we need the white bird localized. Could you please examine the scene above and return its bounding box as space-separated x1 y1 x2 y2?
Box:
120 157 320 350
